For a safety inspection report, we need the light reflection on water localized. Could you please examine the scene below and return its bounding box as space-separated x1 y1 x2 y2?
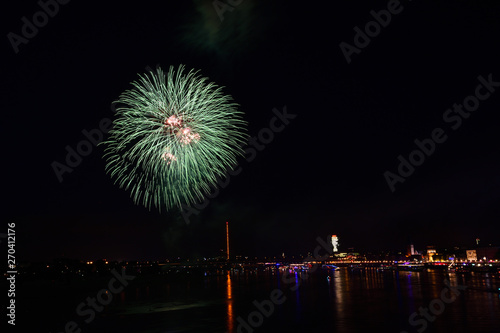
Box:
226 271 233 333
71 267 500 332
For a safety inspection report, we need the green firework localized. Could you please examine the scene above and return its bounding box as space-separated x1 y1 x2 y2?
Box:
103 65 247 212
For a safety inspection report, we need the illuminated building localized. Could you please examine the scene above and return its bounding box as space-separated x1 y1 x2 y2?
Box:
334 252 347 260
427 247 436 262
331 235 339 253
466 249 477 262
407 244 415 256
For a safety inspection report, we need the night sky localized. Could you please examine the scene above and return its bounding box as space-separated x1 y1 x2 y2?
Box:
4 0 500 262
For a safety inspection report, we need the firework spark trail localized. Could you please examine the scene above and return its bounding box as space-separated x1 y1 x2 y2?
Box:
103 65 247 212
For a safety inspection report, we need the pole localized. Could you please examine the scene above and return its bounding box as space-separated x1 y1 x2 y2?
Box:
226 221 230 261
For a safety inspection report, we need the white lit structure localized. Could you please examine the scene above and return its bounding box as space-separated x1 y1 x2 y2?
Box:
466 249 477 262
331 235 339 252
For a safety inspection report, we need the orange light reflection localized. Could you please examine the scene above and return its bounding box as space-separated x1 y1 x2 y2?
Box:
226 272 234 332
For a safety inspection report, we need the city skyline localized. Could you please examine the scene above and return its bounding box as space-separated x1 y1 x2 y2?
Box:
13 226 499 263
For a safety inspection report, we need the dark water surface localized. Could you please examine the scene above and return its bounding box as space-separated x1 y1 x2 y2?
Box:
19 267 500 332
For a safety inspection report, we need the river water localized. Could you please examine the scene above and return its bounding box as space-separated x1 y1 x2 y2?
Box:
21 267 500 332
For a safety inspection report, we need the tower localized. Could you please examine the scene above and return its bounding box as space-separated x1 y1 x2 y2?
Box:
407 243 415 256
226 221 230 260
331 235 339 252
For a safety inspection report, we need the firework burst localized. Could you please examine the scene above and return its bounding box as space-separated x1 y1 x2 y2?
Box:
103 65 247 211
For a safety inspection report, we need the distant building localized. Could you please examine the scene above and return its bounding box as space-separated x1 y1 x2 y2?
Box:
427 246 437 262
334 252 347 260
466 249 477 262
407 244 415 256
347 252 363 261
476 246 500 261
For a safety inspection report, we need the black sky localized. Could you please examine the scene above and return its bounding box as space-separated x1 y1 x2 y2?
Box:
3 0 500 262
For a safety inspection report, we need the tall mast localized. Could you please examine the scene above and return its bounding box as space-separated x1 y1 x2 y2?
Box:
226 221 230 261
